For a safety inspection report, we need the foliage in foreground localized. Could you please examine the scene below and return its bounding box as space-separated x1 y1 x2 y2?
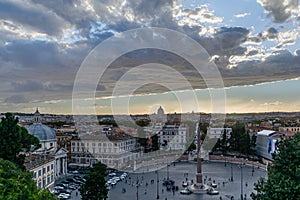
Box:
0 113 40 168
80 162 108 200
251 133 300 200
0 159 57 200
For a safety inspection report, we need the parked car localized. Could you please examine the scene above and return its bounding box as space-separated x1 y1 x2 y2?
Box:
67 178 75 182
54 186 64 190
180 188 192 195
207 188 219 195
108 172 117 177
58 193 70 199
60 189 72 194
207 182 217 188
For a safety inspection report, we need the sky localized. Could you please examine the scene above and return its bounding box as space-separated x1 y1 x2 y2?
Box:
0 0 300 115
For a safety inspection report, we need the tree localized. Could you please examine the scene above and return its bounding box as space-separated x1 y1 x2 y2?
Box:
251 133 300 200
0 113 40 168
0 159 57 200
186 142 196 152
229 121 252 155
80 162 108 200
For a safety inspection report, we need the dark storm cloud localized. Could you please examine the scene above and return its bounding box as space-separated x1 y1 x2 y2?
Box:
4 94 28 104
11 80 74 93
199 27 249 57
0 1 67 36
261 27 279 40
1 0 300 105
0 40 67 69
234 50 300 77
11 80 43 92
257 0 298 23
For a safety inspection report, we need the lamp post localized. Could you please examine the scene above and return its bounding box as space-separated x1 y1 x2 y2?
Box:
136 177 141 200
240 163 244 200
252 153 255 176
156 170 159 199
230 157 233 182
167 164 170 180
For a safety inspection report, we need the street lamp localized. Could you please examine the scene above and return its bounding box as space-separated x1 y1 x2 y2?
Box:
240 163 244 200
251 154 255 176
230 157 233 182
167 164 170 180
156 170 159 199
136 177 141 200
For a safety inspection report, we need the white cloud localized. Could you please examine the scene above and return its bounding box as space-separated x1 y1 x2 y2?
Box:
234 12 251 18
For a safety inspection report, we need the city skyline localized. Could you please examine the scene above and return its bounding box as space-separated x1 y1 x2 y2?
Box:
0 0 299 115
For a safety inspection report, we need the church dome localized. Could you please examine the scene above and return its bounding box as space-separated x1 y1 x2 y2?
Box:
27 123 56 141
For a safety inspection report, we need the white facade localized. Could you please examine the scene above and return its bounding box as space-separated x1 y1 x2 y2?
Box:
148 123 187 150
25 155 55 190
207 127 232 139
70 132 139 170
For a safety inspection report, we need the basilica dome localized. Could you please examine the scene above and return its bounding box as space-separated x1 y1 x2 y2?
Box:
27 123 56 141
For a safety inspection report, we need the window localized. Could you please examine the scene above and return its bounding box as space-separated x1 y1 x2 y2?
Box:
81 143 84 146
92 143 95 146
72 142 75 146
47 166 50 172
51 164 54 170
47 175 50 185
38 170 41 176
98 143 101 147
38 181 42 188
43 167 46 174
43 177 46 187
50 143 53 147
33 172 37 179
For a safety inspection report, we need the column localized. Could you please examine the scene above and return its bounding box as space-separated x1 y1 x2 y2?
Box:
55 159 58 178
57 158 60 177
65 158 68 174
62 158 65 175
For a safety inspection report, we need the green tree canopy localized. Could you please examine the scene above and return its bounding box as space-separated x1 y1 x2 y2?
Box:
251 133 300 200
0 159 57 200
228 121 253 155
80 162 108 200
0 113 40 168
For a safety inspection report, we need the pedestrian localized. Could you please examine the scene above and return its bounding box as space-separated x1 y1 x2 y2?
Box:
245 182 248 187
165 198 167 200
162 188 164 194
76 191 78 196
173 189 175 196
